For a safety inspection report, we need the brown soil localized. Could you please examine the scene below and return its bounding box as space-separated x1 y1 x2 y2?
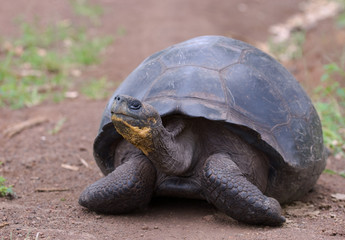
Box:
1 0 345 239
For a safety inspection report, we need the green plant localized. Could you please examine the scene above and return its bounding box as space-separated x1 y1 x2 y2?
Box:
49 117 67 135
68 31 113 65
0 2 113 109
267 30 306 61
81 77 114 100
336 0 345 28
70 0 104 23
0 176 13 197
337 12 345 28
323 168 345 178
313 62 345 156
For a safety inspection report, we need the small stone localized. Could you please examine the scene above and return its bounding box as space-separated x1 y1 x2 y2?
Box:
202 215 214 222
141 226 149 230
65 91 79 99
71 69 82 77
154 226 159 229
331 193 345 201
318 204 331 210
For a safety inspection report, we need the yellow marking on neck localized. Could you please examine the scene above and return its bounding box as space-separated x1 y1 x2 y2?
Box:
148 117 157 125
111 115 153 155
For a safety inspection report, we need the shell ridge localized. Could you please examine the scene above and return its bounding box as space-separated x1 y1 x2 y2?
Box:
142 61 168 101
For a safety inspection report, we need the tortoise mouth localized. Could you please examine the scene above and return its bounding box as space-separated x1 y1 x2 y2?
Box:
111 112 139 123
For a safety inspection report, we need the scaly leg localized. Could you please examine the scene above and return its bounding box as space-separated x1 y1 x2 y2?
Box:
201 153 285 226
79 156 156 213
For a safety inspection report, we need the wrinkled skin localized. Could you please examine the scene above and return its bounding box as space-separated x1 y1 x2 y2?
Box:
79 95 286 226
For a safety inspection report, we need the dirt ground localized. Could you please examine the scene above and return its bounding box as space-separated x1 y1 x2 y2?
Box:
1 0 345 239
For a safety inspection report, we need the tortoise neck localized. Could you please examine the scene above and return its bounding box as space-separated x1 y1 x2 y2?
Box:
146 118 194 175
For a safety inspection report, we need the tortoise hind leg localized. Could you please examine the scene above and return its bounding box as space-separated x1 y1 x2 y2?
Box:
201 153 285 226
79 156 156 214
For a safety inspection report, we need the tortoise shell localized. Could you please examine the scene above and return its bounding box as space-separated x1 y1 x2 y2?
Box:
94 36 326 200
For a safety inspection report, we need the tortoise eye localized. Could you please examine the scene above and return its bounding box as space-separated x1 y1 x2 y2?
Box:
129 100 142 110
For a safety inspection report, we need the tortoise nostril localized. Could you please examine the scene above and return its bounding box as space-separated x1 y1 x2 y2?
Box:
115 96 121 102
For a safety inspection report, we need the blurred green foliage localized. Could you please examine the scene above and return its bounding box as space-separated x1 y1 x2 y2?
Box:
81 77 115 100
314 62 345 157
49 117 67 135
336 0 345 28
323 168 345 178
0 175 13 197
267 30 306 61
0 0 113 109
70 0 104 24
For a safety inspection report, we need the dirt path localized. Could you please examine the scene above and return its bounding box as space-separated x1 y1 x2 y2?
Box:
1 1 345 239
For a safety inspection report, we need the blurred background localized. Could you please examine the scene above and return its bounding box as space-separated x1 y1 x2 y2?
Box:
1 0 344 161
0 0 344 239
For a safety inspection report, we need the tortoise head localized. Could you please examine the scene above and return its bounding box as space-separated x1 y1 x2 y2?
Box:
110 95 162 155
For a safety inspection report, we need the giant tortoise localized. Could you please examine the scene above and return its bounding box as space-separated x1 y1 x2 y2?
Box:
79 36 326 225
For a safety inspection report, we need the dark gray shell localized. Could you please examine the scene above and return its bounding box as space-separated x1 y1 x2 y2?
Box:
94 36 326 185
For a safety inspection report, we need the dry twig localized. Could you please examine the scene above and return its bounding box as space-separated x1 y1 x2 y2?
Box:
79 157 90 168
35 188 70 192
0 222 9 228
3 116 48 138
61 163 79 171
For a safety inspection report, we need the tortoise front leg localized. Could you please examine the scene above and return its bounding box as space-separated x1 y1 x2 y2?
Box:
201 153 285 226
79 155 156 214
